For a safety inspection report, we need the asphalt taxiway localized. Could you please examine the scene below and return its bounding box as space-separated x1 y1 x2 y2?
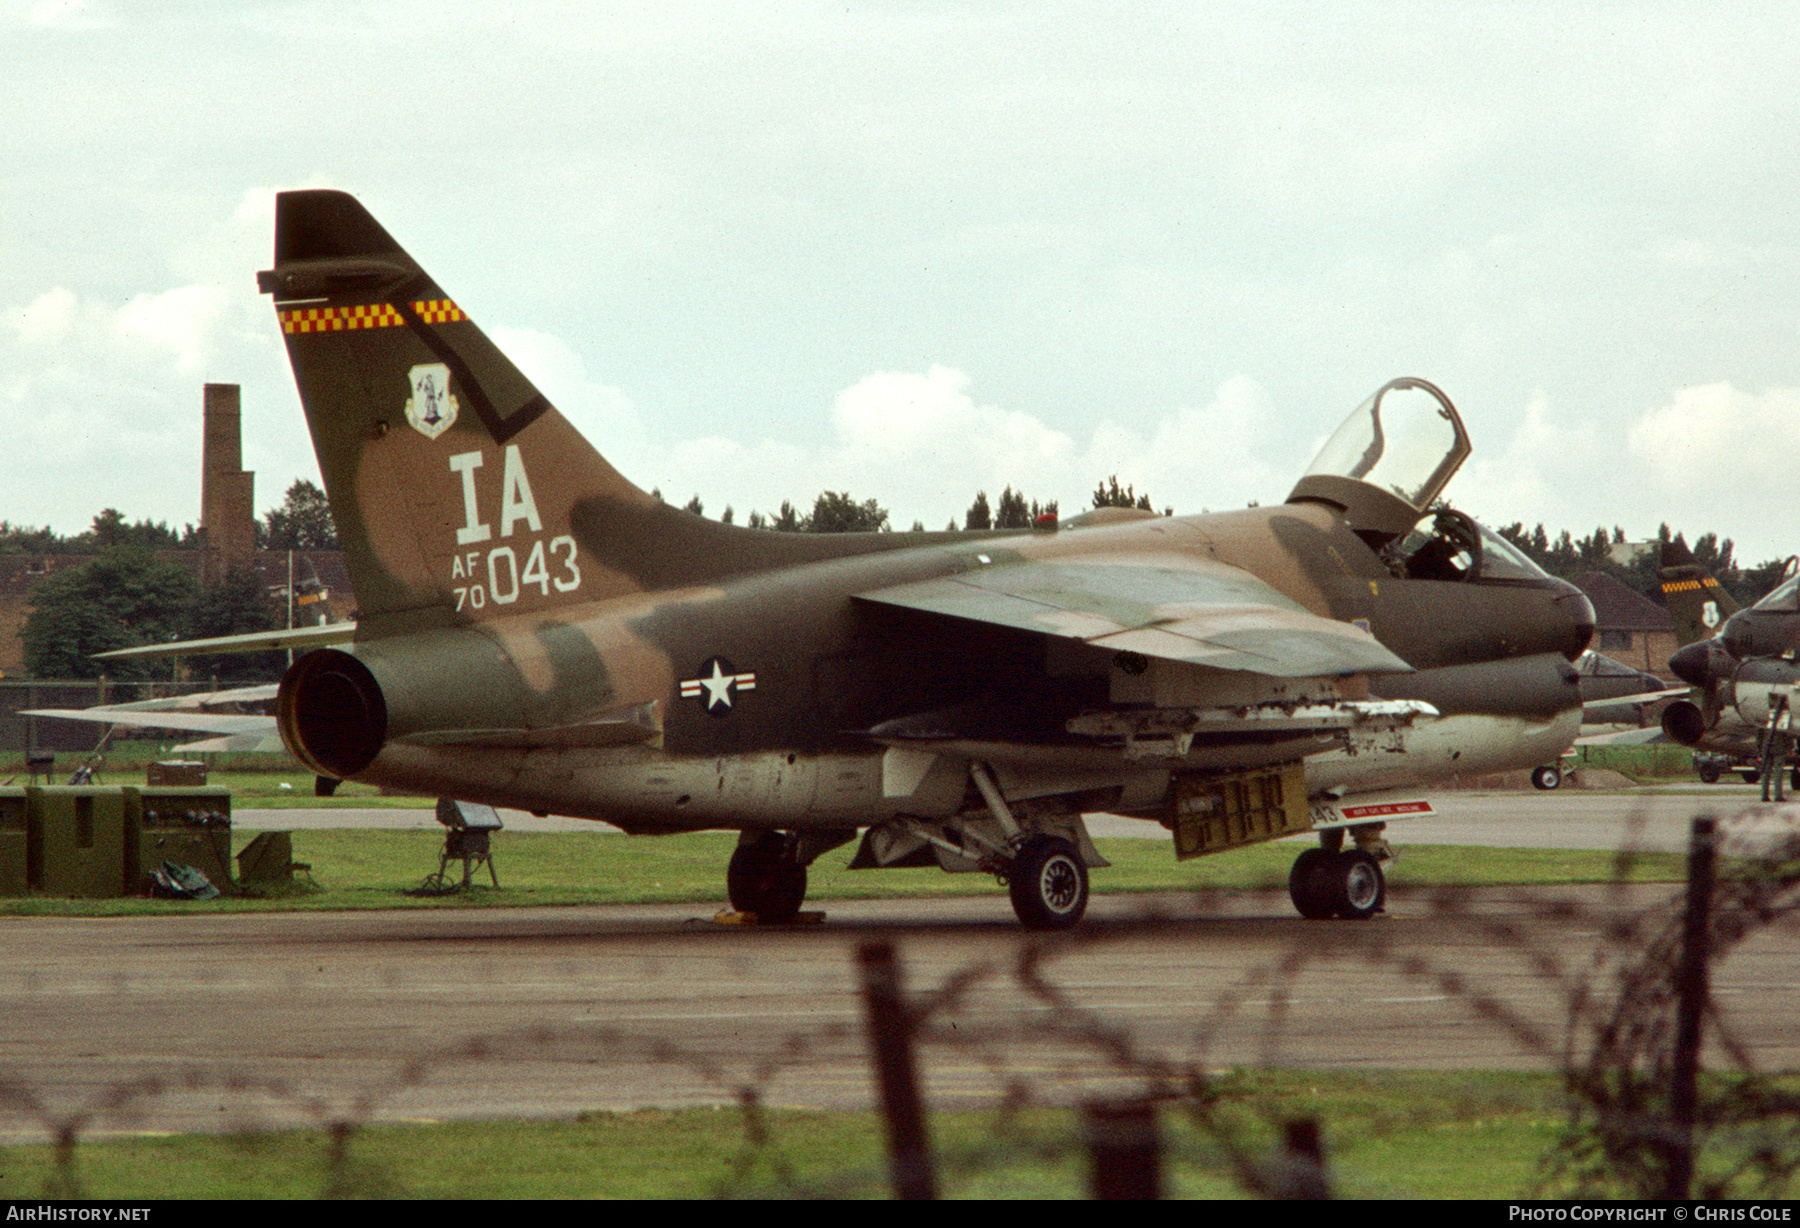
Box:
4 788 1796 1142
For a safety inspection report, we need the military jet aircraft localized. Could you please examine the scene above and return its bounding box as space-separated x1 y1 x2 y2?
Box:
1523 649 1673 790
42 191 1598 928
1662 545 1800 797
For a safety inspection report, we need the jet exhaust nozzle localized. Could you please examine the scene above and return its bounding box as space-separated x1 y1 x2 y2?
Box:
278 648 389 778
1660 698 1708 747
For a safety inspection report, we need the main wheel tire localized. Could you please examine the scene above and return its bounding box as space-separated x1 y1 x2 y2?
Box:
1323 850 1385 920
1288 849 1336 919
1742 769 1762 785
1531 765 1562 791
726 833 808 923
1008 836 1088 930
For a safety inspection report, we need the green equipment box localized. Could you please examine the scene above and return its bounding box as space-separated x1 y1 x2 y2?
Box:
31 786 131 897
0 788 27 896
126 786 233 893
0 785 234 898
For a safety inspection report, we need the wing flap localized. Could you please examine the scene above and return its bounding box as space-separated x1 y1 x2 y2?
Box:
859 554 1410 677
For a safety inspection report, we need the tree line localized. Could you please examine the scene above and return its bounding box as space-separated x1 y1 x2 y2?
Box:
0 480 339 556
18 466 1785 682
667 474 1161 534
16 481 339 682
1494 521 1791 609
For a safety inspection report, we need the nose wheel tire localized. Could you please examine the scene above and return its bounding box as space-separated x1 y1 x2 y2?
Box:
1008 836 1089 930
727 832 808 923
1289 848 1385 920
1530 765 1562 790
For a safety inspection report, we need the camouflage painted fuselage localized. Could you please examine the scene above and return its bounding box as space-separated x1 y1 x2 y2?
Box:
262 191 1591 843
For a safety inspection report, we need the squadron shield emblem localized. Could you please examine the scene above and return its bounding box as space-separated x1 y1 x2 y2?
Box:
406 364 459 439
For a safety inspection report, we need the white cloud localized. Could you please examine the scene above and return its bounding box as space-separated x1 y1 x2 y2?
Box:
113 284 231 375
1627 383 1800 490
7 286 77 345
26 0 102 29
830 365 1077 478
613 365 1293 528
490 325 653 480
1455 391 1606 524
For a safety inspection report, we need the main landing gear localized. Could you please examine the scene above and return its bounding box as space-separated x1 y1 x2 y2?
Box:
1288 829 1387 920
1007 835 1090 930
727 831 809 923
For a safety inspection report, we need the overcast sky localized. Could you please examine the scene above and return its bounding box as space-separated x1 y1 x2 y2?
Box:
3 1 1797 564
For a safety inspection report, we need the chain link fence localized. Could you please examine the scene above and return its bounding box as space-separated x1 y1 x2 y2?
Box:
1 810 1796 1198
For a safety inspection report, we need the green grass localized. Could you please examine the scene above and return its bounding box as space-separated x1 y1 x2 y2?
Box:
1569 743 1700 783
0 831 1690 916
0 1069 1570 1199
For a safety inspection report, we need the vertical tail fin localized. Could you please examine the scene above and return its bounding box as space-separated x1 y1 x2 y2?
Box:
261 191 934 639
260 190 669 638
1659 538 1740 646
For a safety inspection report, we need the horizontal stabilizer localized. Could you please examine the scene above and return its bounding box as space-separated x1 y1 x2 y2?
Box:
858 554 1412 677
94 623 357 662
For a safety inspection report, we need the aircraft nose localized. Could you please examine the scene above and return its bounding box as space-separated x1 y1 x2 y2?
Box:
1669 639 1720 687
1720 615 1752 658
1552 585 1596 659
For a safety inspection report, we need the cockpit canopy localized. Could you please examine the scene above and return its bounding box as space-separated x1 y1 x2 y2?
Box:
1287 378 1556 586
1750 559 1800 612
1288 377 1471 542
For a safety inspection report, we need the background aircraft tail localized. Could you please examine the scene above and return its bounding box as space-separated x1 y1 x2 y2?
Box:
259 190 884 639
1658 539 1740 647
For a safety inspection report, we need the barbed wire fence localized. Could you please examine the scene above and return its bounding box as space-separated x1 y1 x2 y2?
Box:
5 809 1800 1199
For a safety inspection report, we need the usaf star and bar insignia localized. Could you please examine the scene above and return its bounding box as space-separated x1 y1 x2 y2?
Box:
680 657 757 716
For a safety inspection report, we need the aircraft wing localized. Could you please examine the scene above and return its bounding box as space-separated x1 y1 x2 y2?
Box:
165 732 291 754
22 708 276 735
75 683 280 712
92 622 358 662
26 681 281 731
857 554 1412 677
1576 726 1666 746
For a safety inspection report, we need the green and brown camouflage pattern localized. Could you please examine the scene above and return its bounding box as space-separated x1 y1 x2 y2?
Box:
259 191 1595 854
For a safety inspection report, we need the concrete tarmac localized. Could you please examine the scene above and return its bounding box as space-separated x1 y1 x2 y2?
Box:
5 787 1797 1143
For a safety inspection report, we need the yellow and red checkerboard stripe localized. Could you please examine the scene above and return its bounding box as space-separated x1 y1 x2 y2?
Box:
1661 578 1722 594
278 299 466 333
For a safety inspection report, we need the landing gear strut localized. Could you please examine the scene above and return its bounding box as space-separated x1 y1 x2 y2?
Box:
727 831 808 923
1007 836 1089 930
1288 846 1385 920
